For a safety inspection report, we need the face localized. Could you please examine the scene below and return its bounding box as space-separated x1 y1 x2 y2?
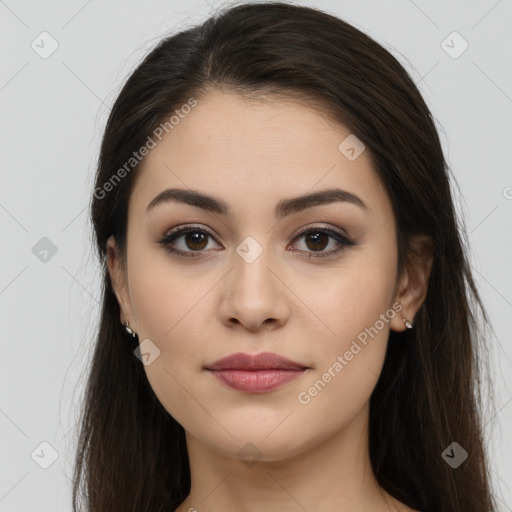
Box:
108 89 416 462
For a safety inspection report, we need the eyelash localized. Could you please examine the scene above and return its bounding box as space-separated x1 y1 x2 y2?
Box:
157 223 356 259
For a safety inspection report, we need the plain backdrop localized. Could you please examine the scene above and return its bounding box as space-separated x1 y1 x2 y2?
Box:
0 0 511 510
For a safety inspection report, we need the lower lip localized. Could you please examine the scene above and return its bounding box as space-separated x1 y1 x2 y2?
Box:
208 369 306 393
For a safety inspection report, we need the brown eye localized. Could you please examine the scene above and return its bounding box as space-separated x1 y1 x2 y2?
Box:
183 231 208 250
158 225 221 258
290 226 356 258
159 224 356 259
304 231 329 252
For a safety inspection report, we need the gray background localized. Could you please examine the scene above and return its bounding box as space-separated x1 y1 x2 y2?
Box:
0 0 511 510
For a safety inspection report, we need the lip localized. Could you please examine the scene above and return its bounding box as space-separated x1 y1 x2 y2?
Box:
206 352 308 371
209 369 306 393
205 352 309 393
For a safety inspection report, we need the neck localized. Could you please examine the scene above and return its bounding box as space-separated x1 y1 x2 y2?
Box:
175 402 406 512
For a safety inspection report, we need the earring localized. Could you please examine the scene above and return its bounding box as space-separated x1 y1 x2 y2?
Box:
402 315 413 329
124 321 137 338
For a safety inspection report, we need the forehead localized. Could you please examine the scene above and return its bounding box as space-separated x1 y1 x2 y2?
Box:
144 89 353 168
130 90 391 221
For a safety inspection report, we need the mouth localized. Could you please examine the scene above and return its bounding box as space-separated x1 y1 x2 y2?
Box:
207 368 307 393
205 352 309 393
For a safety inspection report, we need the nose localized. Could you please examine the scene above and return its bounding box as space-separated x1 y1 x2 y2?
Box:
218 243 291 332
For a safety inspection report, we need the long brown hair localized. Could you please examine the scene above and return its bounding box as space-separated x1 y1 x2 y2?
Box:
74 2 498 510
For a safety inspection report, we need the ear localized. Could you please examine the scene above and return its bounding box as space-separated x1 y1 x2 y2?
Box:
106 235 136 331
390 234 433 333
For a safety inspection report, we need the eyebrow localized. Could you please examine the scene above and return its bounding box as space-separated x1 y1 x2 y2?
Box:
146 187 366 220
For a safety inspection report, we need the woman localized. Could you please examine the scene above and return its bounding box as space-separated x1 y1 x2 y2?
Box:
73 2 497 511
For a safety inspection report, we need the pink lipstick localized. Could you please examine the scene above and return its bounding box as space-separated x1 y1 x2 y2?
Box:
205 352 308 393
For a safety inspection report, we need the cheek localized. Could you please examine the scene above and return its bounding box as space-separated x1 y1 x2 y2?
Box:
315 253 397 348
305 248 397 396
130 269 179 341
127 257 210 427
128 245 206 342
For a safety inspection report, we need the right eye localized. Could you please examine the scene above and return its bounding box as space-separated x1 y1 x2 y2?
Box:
158 224 222 258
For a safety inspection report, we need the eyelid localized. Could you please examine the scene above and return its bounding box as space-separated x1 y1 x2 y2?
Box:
290 224 351 243
158 222 355 258
157 224 222 258
163 223 218 240
161 223 350 241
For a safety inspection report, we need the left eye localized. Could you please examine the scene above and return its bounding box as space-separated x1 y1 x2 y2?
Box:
158 224 355 258
287 226 356 258
290 227 353 256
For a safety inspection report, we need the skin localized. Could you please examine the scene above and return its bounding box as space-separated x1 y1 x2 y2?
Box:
107 89 432 512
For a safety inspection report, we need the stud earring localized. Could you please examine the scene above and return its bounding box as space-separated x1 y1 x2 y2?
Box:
402 315 413 329
124 321 137 338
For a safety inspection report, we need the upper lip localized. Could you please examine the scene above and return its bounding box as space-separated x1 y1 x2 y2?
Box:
205 352 308 371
